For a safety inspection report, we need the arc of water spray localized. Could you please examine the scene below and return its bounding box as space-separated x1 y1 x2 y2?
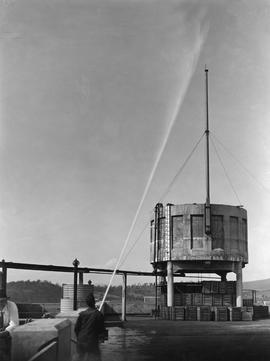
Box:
99 28 207 312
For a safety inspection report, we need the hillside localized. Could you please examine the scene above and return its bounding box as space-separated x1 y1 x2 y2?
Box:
244 279 270 291
6 281 155 304
7 279 270 304
7 280 62 303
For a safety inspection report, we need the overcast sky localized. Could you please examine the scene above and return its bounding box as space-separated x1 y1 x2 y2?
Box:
1 0 270 285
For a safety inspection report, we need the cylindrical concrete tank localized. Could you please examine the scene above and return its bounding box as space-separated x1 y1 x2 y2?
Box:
62 284 93 300
60 298 73 313
150 203 248 274
60 283 94 313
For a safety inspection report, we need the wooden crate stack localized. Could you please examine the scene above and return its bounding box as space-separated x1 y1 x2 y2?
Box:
174 293 182 306
253 306 269 320
202 294 213 306
230 307 242 321
174 306 185 320
222 294 233 306
199 306 212 321
186 306 197 321
193 293 203 305
184 293 193 306
215 306 228 321
213 294 223 306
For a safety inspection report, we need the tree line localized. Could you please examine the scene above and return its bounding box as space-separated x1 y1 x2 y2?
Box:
7 280 155 303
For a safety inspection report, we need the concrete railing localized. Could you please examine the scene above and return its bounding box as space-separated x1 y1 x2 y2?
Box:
11 319 71 361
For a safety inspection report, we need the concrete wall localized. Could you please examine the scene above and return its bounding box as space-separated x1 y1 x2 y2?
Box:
11 319 71 361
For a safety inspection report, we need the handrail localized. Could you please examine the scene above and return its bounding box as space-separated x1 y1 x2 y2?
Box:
28 341 57 361
37 338 58 352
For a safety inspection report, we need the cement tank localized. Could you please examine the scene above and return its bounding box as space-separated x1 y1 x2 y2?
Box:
60 283 94 313
150 202 248 307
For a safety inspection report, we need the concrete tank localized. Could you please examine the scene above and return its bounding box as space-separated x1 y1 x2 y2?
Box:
60 283 94 312
150 203 248 307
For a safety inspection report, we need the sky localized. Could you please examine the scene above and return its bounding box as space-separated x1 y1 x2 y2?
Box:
0 0 270 286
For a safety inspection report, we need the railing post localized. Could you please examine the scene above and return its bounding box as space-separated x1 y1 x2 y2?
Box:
73 259 80 311
1 259 7 297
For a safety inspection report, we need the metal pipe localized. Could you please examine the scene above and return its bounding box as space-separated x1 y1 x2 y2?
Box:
155 273 158 319
205 67 210 206
167 261 174 307
121 273 127 321
154 205 158 264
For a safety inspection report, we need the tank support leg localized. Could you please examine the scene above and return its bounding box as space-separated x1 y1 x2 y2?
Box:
236 262 243 307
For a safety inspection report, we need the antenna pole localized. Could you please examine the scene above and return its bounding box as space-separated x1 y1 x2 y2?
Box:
205 67 210 205
205 67 211 234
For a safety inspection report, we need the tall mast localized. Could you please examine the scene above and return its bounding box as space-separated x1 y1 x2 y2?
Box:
205 67 211 234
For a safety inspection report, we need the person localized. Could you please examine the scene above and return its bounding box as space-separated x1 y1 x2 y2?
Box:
0 289 19 334
0 290 19 361
74 293 106 361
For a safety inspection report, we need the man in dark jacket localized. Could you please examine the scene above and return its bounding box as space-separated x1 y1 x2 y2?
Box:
74 294 106 361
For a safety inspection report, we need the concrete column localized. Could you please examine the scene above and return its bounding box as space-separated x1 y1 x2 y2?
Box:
236 262 243 307
121 273 127 321
167 261 174 307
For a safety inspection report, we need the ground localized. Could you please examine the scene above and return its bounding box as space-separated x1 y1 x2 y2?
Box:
99 318 270 361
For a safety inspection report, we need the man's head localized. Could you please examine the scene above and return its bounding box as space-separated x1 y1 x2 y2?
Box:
0 289 7 309
86 293 95 308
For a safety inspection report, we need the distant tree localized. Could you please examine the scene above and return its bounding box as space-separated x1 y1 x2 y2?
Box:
6 281 155 304
7 280 62 303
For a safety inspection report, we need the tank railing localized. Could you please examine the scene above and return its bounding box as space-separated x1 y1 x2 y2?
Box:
27 340 58 361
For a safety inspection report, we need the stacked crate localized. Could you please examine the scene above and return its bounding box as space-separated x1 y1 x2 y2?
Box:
253 306 269 320
215 307 228 321
213 294 223 306
241 310 253 321
202 281 212 294
211 281 220 293
186 306 197 321
202 294 213 306
230 307 242 321
158 281 237 320
222 294 233 306
193 293 203 306
174 306 185 320
159 305 166 319
174 293 183 306
226 281 236 294
184 293 193 306
199 306 211 321
219 281 227 294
